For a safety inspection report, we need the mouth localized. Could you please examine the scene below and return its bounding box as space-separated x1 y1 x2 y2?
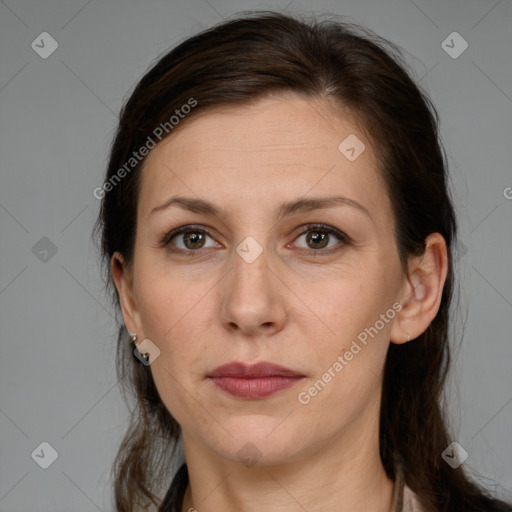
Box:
208 361 305 399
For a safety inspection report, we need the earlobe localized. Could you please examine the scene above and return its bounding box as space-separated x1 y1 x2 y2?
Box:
111 252 141 335
390 233 449 345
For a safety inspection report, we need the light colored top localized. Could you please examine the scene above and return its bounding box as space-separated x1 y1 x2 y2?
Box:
389 461 424 512
403 484 424 512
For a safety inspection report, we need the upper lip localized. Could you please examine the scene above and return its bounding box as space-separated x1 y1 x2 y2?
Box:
208 361 304 378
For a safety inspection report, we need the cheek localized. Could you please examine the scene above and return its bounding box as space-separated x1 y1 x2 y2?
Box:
295 299 392 435
294 272 396 401
300 272 393 347
141 294 210 427
133 254 207 339
132 267 210 389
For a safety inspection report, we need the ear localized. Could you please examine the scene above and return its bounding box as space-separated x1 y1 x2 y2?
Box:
111 252 143 336
390 233 449 344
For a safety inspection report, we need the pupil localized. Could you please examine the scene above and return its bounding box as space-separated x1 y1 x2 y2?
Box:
185 232 204 249
308 231 327 249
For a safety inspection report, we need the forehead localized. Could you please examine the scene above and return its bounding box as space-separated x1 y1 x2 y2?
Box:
138 93 387 218
148 94 370 158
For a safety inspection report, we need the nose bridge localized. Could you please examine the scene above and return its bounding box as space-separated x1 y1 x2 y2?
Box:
230 234 271 301
219 233 286 334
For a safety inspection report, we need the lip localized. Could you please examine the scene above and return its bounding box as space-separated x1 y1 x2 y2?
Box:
208 362 304 399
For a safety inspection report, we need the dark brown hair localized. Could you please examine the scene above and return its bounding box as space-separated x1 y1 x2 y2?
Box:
94 11 511 512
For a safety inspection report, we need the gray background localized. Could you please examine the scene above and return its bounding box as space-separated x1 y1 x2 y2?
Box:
0 0 511 510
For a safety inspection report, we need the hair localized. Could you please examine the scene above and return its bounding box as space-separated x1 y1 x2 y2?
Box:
93 10 510 512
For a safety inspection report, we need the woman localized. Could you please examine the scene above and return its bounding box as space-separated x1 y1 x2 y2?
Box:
94 11 511 512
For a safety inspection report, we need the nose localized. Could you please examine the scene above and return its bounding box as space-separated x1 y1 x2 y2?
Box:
219 244 287 337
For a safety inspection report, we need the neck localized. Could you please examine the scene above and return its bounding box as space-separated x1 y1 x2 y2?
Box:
180 394 395 512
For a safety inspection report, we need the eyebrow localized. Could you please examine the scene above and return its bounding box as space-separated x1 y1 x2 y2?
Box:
149 194 372 221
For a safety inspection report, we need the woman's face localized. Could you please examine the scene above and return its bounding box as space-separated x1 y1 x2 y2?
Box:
116 93 411 466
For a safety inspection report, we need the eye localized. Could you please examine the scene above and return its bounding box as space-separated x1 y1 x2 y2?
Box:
159 225 219 253
159 223 350 256
293 224 350 253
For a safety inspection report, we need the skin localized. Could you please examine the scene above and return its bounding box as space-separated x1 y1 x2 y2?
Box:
112 93 448 512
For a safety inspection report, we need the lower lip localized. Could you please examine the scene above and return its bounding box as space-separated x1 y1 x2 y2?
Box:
209 376 303 399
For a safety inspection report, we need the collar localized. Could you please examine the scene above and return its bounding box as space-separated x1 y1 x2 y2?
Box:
390 461 405 512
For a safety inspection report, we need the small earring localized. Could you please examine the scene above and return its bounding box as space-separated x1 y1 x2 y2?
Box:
407 332 411 342
129 333 150 363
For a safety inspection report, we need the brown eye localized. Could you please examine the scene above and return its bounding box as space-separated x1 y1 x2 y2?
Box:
182 231 206 249
159 225 219 253
305 230 329 249
294 224 350 253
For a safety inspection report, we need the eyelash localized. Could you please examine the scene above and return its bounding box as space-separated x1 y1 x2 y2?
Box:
158 223 351 256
